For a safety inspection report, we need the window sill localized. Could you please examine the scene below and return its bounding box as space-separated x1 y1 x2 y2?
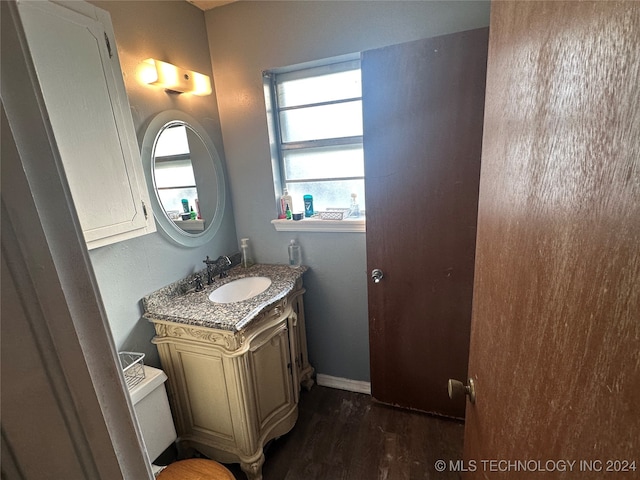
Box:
271 217 365 233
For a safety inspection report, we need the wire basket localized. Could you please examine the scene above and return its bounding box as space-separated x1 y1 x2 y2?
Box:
318 210 347 220
118 351 145 389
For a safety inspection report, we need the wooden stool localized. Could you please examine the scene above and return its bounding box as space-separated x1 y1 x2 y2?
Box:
157 458 235 480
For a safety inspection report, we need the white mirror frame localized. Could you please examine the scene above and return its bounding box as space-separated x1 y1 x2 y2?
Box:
141 110 225 247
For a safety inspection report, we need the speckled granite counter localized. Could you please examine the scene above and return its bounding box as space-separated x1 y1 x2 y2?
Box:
142 264 307 331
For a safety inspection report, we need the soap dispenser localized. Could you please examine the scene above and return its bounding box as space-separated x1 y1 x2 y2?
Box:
240 238 254 268
349 193 360 218
288 239 301 268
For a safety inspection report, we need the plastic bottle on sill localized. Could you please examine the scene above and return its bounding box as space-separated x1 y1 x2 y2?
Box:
240 238 254 268
288 239 301 268
349 193 360 218
280 188 293 218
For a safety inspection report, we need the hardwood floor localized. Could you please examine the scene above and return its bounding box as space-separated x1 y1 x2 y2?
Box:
222 385 464 480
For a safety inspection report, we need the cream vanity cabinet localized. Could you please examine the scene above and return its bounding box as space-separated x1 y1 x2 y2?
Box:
16 0 155 249
148 282 313 480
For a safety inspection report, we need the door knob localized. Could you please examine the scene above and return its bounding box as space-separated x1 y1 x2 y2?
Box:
448 378 476 404
371 269 384 283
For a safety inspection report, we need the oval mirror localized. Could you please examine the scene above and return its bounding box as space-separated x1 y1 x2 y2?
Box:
141 111 225 247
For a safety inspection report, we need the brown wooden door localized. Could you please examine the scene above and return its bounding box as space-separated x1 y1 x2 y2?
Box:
362 28 489 418
463 2 640 477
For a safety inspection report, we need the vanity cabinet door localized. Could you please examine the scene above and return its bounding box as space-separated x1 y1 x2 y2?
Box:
166 343 239 450
16 0 155 249
289 290 314 392
248 320 295 430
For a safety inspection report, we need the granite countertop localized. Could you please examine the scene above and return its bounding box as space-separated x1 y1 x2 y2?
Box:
142 264 307 332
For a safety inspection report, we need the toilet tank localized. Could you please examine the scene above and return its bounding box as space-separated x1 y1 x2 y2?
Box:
128 365 177 463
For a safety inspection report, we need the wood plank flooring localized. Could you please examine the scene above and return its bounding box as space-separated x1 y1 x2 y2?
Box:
222 385 464 480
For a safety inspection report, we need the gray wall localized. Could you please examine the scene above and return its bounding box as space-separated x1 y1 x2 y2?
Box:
88 0 237 367
205 1 491 381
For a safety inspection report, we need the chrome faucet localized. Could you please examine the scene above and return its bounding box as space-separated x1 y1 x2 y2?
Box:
203 255 233 283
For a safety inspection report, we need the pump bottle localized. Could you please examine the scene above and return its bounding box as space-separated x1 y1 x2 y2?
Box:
240 238 254 268
288 239 301 267
349 193 360 218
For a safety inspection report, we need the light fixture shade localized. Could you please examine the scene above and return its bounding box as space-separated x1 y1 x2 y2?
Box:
139 58 211 96
191 71 212 96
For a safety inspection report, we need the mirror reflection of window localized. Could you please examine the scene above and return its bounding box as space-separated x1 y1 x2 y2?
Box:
153 125 200 225
142 111 225 246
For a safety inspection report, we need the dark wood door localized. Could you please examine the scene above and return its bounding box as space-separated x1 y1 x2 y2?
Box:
362 28 489 418
464 2 640 477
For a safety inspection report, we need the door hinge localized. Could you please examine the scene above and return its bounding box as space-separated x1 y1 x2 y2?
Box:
104 32 113 58
142 201 148 220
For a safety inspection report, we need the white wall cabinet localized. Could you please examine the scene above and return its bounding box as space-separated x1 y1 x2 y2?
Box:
149 284 314 480
17 0 155 249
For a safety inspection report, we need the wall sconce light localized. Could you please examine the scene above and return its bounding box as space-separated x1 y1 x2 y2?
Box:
138 58 212 96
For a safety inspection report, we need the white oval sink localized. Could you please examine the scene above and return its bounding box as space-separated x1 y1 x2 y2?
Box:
208 277 272 304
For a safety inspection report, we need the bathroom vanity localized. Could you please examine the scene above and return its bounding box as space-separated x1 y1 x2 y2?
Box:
143 264 314 480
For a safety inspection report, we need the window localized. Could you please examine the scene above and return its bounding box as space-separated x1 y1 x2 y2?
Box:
264 59 365 217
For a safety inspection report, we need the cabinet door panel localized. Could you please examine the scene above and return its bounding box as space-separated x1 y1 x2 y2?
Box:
177 349 235 441
249 324 293 428
17 1 154 247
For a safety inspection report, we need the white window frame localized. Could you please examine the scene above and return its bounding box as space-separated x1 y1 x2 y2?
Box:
264 55 365 233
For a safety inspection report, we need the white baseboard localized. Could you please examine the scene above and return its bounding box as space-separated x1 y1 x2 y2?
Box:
315 374 371 395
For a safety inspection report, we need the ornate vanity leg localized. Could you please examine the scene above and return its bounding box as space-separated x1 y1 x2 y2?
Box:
240 453 265 480
301 368 315 391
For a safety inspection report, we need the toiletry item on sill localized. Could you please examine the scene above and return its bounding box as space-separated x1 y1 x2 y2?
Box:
285 203 292 220
181 198 189 214
303 194 314 217
280 188 293 218
288 239 301 267
240 238 255 268
190 207 196 220
349 193 360 218
292 212 303 221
